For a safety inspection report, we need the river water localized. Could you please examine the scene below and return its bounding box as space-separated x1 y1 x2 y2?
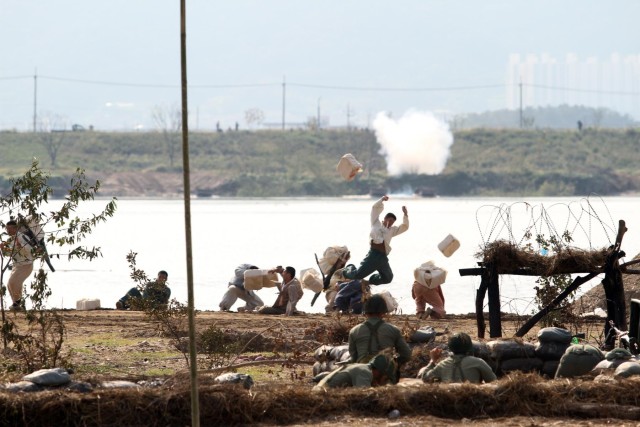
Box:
11 196 640 315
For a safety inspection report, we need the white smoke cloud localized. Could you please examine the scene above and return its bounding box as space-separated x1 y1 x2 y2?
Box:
373 110 454 176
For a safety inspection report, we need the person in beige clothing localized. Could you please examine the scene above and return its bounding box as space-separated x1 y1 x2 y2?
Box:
257 266 303 316
1 220 35 311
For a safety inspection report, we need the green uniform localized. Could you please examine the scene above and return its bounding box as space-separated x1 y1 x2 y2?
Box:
313 364 373 390
420 354 496 384
348 318 412 364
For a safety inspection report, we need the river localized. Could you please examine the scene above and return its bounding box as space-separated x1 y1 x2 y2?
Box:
12 195 640 315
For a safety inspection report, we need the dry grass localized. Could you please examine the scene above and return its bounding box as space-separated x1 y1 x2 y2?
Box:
478 240 610 275
2 373 640 426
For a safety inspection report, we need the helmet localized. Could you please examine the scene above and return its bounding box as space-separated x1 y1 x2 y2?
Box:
448 332 473 355
368 353 398 384
363 294 388 314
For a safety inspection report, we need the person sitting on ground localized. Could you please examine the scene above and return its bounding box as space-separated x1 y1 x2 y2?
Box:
219 263 264 312
419 332 496 384
257 266 303 316
313 353 397 390
116 270 171 310
348 294 412 371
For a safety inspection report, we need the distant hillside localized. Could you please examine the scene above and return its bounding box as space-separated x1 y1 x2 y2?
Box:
458 105 638 130
0 128 639 197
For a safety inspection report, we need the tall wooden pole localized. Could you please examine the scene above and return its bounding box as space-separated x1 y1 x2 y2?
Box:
179 1 200 425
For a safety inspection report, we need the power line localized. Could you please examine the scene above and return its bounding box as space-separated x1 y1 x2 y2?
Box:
526 83 639 96
1 74 639 96
288 82 505 92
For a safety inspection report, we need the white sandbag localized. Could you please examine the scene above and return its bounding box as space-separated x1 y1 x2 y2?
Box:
318 246 350 275
301 268 323 293
76 298 101 311
214 373 254 389
614 361 640 378
438 234 460 257
314 345 334 362
263 271 279 288
244 269 278 290
23 368 71 386
414 261 447 289
378 290 398 312
336 153 363 181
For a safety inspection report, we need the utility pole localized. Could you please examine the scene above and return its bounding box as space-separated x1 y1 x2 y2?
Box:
281 75 286 130
346 103 354 130
179 1 200 425
317 97 321 130
519 80 523 129
33 69 38 132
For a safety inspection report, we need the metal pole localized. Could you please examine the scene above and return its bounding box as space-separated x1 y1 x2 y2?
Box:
282 75 286 130
519 80 523 128
179 1 200 425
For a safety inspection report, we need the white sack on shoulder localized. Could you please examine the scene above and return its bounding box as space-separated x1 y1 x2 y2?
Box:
414 261 447 289
318 245 349 275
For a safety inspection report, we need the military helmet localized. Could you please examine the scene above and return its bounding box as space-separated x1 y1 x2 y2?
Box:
363 294 388 314
368 353 398 384
448 332 473 355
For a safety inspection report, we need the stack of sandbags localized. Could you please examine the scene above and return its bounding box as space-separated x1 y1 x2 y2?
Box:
555 343 604 378
594 348 636 375
486 339 541 376
312 344 350 379
535 327 573 378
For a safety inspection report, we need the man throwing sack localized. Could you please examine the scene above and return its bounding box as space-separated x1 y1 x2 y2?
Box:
343 196 408 286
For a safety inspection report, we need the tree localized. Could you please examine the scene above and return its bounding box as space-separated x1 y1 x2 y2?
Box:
37 112 68 168
244 108 265 130
0 160 117 371
151 104 182 168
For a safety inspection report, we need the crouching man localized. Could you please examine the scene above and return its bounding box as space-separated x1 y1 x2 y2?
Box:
419 332 496 384
313 353 396 390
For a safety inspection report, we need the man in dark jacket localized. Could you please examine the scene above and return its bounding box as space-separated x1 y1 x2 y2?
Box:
116 270 171 310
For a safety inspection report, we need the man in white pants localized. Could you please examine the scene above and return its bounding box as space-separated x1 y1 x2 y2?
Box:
1 220 34 311
219 263 264 312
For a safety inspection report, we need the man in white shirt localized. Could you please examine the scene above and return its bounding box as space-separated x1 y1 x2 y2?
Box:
343 196 409 286
219 263 265 312
257 266 303 316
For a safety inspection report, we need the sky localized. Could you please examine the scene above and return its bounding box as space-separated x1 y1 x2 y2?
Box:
1 0 639 131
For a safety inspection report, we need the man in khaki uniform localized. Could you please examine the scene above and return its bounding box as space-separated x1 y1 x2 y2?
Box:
313 354 396 390
348 294 412 369
419 332 496 384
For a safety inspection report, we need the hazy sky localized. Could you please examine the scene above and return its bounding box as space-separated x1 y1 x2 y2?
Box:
1 1 638 131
